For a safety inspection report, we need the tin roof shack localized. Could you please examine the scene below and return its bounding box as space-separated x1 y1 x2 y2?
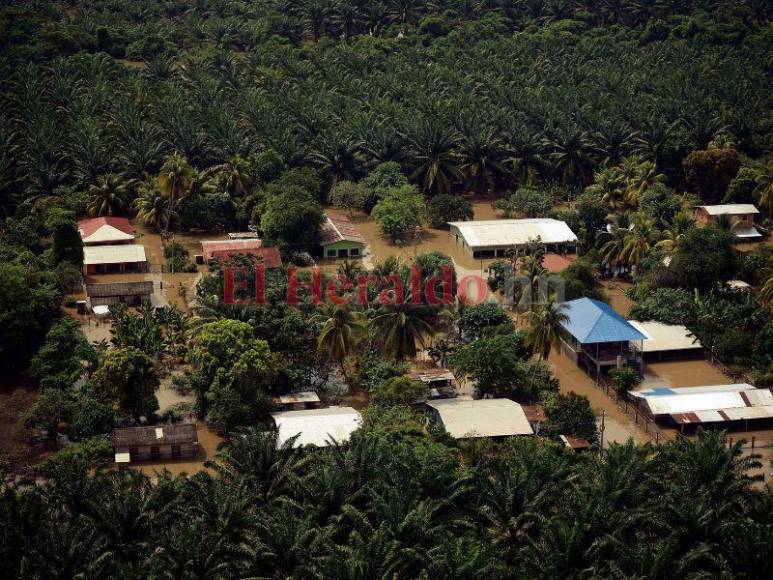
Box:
408 369 458 399
448 218 577 259
111 423 199 464
522 404 546 435
427 398 533 439
627 320 703 361
319 214 366 259
559 298 646 377
272 391 322 411
78 217 134 245
200 239 263 262
210 246 283 269
83 244 147 275
560 435 591 452
86 281 154 307
630 384 773 432
692 204 762 239
272 407 362 448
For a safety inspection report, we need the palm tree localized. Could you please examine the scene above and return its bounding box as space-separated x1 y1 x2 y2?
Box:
457 124 506 194
752 159 773 223
157 152 195 231
758 276 773 310
621 157 665 205
135 182 171 231
542 128 595 187
314 305 368 379
524 299 569 360
620 215 661 270
309 137 366 194
370 299 435 360
598 222 629 272
656 210 693 252
407 121 460 195
87 174 129 217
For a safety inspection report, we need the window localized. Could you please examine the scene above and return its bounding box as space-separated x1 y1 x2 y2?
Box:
327 249 336 257
350 248 360 256
171 445 181 458
150 445 160 459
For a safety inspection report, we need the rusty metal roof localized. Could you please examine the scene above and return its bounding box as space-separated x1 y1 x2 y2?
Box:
319 214 366 245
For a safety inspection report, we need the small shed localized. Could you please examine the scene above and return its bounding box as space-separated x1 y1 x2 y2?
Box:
426 398 533 439
86 281 154 307
83 244 147 275
78 217 134 246
200 239 263 262
559 298 646 375
272 406 362 448
272 391 321 411
111 423 198 463
408 368 457 398
210 246 283 269
319 214 366 259
560 435 591 452
627 320 702 360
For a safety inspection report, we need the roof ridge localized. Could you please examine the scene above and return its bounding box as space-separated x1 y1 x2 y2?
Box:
326 215 344 241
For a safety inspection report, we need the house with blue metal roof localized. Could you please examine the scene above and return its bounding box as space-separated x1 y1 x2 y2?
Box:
558 298 646 376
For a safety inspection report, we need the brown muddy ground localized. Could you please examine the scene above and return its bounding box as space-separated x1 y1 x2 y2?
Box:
0 379 55 474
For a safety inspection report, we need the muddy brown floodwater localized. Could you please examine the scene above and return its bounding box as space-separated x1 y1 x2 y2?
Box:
123 423 224 480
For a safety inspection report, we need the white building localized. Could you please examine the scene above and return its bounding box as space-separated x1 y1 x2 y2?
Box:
427 398 533 439
448 218 577 258
271 406 362 448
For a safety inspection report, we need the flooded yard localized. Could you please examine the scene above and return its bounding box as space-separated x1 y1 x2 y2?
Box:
124 423 224 479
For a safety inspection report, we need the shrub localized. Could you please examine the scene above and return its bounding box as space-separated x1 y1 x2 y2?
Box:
427 195 473 228
371 376 427 406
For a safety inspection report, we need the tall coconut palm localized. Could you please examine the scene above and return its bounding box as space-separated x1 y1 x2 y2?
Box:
457 124 507 194
620 215 661 269
598 223 629 272
157 152 195 231
758 276 773 310
542 128 595 187
314 305 368 379
524 299 569 360
135 183 171 231
87 174 129 217
656 209 693 252
621 157 665 205
370 299 435 360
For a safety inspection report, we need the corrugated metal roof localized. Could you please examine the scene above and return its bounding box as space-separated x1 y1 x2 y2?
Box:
275 391 321 405
448 218 577 249
210 246 282 268
733 226 762 239
86 281 153 297
78 217 134 243
560 298 647 344
628 320 702 353
427 398 533 438
697 204 759 215
408 369 455 383
672 405 773 424
632 384 755 398
200 239 262 261
83 244 147 265
634 385 773 417
111 423 198 447
272 407 362 448
319 214 366 245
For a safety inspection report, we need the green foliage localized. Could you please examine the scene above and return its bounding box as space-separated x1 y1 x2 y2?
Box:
0 262 62 373
29 318 95 389
426 194 473 228
163 241 195 273
371 185 426 243
639 183 682 226
329 180 368 214
451 332 531 397
683 147 741 204
673 226 738 291
356 356 408 392
493 186 552 218
723 166 757 204
371 376 426 406
629 288 697 325
22 388 75 436
34 435 113 471
92 347 159 419
361 162 409 213
70 394 118 441
50 219 84 268
542 392 599 443
561 258 606 301
608 367 641 395
458 303 511 341
260 186 324 249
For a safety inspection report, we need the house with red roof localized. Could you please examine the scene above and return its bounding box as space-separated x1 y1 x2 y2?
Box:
319 213 366 259
77 217 134 246
209 246 283 269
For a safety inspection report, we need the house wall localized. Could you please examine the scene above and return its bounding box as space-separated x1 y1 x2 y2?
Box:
84 261 148 275
693 208 755 227
90 294 151 307
322 241 365 258
115 442 198 462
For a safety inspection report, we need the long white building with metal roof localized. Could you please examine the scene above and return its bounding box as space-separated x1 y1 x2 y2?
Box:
448 218 577 258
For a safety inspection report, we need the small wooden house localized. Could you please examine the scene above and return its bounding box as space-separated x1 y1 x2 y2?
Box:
319 214 366 259
86 281 153 307
111 423 198 464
